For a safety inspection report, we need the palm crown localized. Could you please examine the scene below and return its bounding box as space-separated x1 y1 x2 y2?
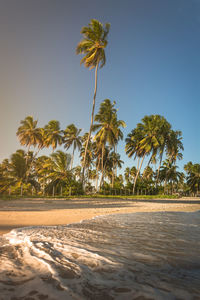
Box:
76 19 110 69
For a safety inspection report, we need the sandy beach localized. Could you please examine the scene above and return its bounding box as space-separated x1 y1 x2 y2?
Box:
0 197 199 236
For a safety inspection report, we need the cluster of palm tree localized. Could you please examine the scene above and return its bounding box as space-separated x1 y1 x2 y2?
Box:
0 110 198 196
125 115 184 193
0 98 126 195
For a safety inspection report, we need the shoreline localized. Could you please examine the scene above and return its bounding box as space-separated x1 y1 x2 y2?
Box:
0 197 199 236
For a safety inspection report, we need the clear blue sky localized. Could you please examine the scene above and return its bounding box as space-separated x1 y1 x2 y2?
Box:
0 0 199 173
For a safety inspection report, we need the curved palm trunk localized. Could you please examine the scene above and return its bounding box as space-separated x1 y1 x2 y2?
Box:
133 153 146 195
132 157 140 193
95 156 101 191
156 150 164 187
70 147 75 170
82 63 99 187
99 144 105 188
26 147 42 183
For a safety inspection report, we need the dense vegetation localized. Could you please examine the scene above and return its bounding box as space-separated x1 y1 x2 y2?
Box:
1 20 199 197
0 107 199 197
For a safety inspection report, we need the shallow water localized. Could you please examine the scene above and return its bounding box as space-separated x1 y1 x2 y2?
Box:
0 211 200 300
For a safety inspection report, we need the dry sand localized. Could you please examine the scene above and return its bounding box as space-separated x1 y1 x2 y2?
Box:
0 197 199 235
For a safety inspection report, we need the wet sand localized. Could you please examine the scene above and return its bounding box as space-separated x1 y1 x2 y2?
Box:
0 197 199 235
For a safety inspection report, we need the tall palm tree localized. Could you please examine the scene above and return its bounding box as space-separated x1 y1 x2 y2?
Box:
63 124 82 169
44 120 63 152
76 19 110 184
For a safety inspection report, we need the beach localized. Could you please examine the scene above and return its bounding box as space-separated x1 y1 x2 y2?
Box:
0 197 199 235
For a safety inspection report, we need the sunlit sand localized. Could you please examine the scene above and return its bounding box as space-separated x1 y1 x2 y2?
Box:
0 197 199 235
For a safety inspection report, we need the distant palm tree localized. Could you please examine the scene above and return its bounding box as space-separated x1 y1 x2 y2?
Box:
63 124 82 169
16 116 44 181
124 167 131 184
143 166 154 181
159 159 182 194
184 162 200 194
80 133 94 172
46 150 72 196
76 19 110 184
1 150 38 196
16 116 43 153
109 151 124 187
44 120 63 152
125 126 146 194
93 99 126 187
167 130 184 164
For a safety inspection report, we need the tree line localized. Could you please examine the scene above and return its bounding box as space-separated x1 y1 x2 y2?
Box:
0 106 199 196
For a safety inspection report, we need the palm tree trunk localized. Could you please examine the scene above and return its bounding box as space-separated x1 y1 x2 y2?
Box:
132 157 140 193
99 144 105 188
95 156 101 191
82 62 99 186
133 154 146 195
156 151 164 186
21 184 23 196
26 147 42 183
70 147 75 170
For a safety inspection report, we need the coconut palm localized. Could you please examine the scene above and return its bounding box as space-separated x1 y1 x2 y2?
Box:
1 150 38 196
125 126 147 194
80 133 94 171
184 162 200 194
16 116 44 180
109 151 124 187
159 159 182 194
63 124 82 169
93 99 126 187
124 167 131 184
46 151 72 196
76 19 110 183
167 130 184 164
16 116 43 152
44 120 63 152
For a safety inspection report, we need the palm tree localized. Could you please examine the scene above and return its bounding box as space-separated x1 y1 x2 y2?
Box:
44 120 63 152
184 162 200 195
167 130 184 164
125 126 147 194
76 19 110 184
93 99 126 187
16 116 44 180
63 124 82 169
109 151 124 187
124 167 131 184
80 133 94 174
1 150 38 196
46 151 72 196
16 116 43 153
159 159 182 194
143 166 154 181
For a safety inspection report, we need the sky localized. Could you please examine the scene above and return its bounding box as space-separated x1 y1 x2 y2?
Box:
0 0 199 174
